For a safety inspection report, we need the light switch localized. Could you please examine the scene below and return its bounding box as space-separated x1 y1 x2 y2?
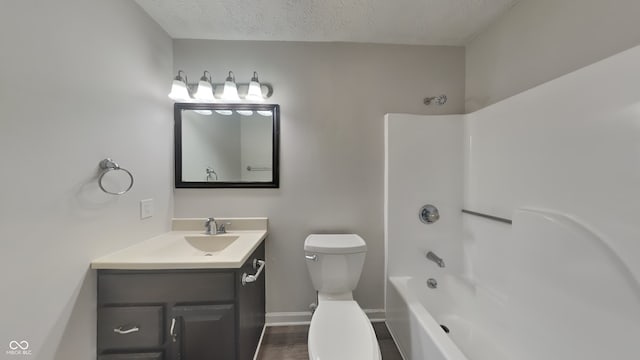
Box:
140 199 154 219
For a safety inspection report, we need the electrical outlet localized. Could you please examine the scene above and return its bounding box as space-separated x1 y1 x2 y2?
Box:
140 199 154 219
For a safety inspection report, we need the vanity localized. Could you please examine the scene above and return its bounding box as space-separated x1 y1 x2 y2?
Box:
91 218 268 360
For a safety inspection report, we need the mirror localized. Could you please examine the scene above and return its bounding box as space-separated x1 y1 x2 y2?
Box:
174 103 280 188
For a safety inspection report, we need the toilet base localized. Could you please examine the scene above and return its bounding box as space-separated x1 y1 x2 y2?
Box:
308 299 382 360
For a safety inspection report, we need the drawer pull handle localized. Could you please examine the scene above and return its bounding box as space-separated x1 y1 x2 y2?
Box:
113 325 139 335
242 259 265 286
170 318 177 343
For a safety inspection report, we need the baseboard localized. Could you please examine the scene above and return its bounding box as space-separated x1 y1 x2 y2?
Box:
265 311 312 326
266 308 385 326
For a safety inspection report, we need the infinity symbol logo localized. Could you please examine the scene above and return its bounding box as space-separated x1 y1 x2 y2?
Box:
9 340 29 350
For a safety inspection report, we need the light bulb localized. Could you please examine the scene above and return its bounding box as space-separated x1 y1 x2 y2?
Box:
245 71 264 101
221 71 240 101
168 79 190 101
194 71 214 101
168 71 191 101
194 81 214 101
237 110 254 116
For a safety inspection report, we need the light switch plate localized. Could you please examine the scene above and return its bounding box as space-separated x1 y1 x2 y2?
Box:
140 199 154 219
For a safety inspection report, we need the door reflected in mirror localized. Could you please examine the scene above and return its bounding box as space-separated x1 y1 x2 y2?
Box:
175 104 279 188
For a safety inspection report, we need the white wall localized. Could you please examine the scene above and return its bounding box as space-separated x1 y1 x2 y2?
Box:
463 44 640 357
385 114 464 281
465 0 640 112
172 40 466 319
0 1 173 359
182 112 242 181
240 114 273 182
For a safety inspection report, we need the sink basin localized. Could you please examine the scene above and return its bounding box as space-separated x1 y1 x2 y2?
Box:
90 217 268 269
184 234 239 253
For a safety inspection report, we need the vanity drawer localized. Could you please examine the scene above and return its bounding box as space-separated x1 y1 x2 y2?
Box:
98 306 163 350
98 271 234 304
98 353 163 360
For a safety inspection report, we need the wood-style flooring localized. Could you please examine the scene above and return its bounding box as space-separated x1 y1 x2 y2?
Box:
256 322 403 360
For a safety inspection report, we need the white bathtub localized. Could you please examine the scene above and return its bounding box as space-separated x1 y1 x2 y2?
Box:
387 272 640 360
387 275 496 360
385 210 640 360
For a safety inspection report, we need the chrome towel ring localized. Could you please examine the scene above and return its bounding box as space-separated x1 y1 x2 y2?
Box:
98 158 134 195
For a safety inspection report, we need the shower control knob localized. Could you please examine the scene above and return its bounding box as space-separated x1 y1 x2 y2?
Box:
419 204 440 224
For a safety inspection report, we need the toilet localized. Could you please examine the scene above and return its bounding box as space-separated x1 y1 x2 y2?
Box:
304 234 382 360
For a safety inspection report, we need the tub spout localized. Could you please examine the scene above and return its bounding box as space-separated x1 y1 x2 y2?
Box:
426 251 445 268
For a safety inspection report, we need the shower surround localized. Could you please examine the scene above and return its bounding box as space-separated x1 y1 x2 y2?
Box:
385 44 640 359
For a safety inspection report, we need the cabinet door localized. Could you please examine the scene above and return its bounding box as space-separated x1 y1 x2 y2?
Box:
170 305 235 360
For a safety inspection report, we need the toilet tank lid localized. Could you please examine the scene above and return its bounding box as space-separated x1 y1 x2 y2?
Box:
304 234 367 254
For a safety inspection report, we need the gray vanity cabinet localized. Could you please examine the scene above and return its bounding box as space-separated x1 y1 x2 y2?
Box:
97 241 265 360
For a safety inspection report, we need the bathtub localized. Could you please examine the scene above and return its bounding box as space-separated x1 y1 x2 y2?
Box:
386 275 511 360
387 273 640 360
386 209 640 360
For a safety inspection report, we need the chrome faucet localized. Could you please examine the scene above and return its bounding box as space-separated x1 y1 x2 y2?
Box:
426 251 445 268
204 218 217 235
204 218 227 235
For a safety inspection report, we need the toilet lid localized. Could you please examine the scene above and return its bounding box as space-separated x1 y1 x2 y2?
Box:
308 301 381 360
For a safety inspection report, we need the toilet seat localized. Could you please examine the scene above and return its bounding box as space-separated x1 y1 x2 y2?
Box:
308 300 382 360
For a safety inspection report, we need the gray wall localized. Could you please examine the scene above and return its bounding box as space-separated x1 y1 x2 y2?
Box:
0 1 173 359
172 40 465 315
465 0 640 112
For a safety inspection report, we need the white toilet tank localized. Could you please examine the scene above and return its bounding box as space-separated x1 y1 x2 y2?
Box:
304 234 367 296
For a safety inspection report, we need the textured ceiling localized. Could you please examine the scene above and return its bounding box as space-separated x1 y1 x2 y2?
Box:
135 0 520 46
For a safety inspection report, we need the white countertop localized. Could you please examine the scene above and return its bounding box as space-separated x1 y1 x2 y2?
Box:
91 218 268 270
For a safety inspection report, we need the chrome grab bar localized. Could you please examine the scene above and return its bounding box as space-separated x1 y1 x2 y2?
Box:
242 259 265 286
113 325 139 335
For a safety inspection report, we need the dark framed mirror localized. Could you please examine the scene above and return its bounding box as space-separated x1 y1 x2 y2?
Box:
174 103 280 188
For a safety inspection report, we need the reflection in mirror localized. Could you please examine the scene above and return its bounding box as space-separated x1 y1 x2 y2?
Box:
175 104 279 188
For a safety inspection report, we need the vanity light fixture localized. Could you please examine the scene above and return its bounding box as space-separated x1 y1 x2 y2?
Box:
221 71 240 101
168 70 191 101
194 71 215 101
169 70 273 102
237 110 254 116
245 71 264 101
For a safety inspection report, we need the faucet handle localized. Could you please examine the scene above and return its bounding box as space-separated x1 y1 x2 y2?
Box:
218 223 226 233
